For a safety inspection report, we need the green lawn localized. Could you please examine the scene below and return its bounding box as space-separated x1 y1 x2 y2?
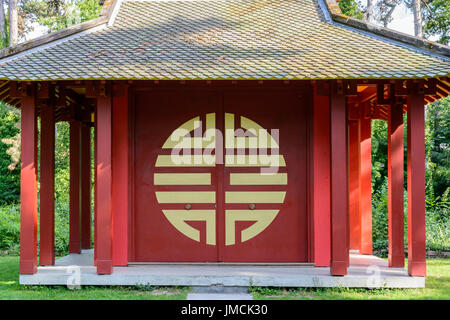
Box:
251 258 450 300
0 255 448 300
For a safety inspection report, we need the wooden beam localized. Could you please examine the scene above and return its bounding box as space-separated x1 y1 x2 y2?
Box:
39 104 56 266
348 119 361 251
96 91 113 274
19 93 38 274
360 118 372 254
69 118 82 253
388 104 405 267
81 111 92 250
312 82 331 267
330 81 349 276
112 85 129 266
406 92 426 276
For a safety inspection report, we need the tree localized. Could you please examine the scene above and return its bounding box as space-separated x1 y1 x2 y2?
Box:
365 0 374 22
9 0 18 45
422 0 450 44
338 0 365 19
412 0 423 37
0 0 6 46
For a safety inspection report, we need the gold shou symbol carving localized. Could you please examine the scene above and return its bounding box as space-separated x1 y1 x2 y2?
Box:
154 113 287 246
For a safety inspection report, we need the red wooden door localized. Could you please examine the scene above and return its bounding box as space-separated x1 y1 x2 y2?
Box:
133 87 308 262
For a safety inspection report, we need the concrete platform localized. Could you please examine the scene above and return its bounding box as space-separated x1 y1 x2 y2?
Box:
20 250 425 288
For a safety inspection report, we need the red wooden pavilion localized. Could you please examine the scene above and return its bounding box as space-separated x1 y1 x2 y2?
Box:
0 0 449 280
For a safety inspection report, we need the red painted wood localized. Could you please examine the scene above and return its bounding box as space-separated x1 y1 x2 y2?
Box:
39 105 55 265
222 89 308 262
81 120 92 249
407 93 426 276
359 118 372 254
69 120 81 253
348 119 361 251
134 90 219 262
19 96 38 274
96 95 113 274
312 83 331 267
112 87 129 266
132 86 309 262
330 82 349 276
94 107 98 265
388 104 405 267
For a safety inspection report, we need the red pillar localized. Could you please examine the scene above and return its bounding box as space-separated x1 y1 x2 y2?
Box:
360 118 372 254
112 87 129 266
39 105 55 265
96 93 113 274
330 82 349 276
20 95 38 274
312 82 331 267
81 118 92 249
69 119 81 253
407 92 426 276
348 120 361 251
388 104 405 267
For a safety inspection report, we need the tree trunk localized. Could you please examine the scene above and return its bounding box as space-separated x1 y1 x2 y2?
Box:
9 0 18 46
413 0 423 37
365 0 374 23
0 0 6 45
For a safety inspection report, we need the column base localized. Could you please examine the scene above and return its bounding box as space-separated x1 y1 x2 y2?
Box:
39 255 55 266
97 260 113 274
388 254 405 268
69 241 81 254
408 260 426 276
20 259 37 274
331 261 348 276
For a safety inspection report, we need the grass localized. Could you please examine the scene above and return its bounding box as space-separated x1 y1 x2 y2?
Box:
0 255 448 300
251 258 450 300
0 255 188 300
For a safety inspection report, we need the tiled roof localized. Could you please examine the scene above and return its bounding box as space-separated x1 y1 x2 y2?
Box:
0 0 449 80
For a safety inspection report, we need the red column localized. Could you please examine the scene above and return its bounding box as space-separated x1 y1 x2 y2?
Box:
112 87 129 266
330 82 349 276
407 93 426 276
348 120 361 251
360 118 372 254
69 119 81 253
388 104 405 267
39 105 55 265
81 119 92 249
20 95 38 274
94 108 98 265
312 82 331 267
96 94 113 274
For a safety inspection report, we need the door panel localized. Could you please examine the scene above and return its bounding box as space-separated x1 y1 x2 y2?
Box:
133 87 308 262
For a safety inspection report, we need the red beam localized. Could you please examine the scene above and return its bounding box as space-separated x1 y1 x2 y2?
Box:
81 118 92 249
330 81 349 276
39 105 55 265
69 119 81 253
359 118 373 254
407 93 426 276
96 94 113 274
348 119 361 251
312 82 331 267
19 95 38 274
388 104 405 267
112 86 129 266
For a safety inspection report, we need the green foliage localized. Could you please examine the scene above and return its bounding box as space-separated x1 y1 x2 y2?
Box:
23 0 101 32
0 204 20 252
422 0 450 45
0 103 21 205
339 0 365 19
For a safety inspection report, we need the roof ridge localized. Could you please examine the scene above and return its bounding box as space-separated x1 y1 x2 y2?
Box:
0 0 120 60
323 0 450 58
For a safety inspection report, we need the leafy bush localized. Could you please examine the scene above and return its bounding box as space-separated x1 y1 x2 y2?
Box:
0 204 20 252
